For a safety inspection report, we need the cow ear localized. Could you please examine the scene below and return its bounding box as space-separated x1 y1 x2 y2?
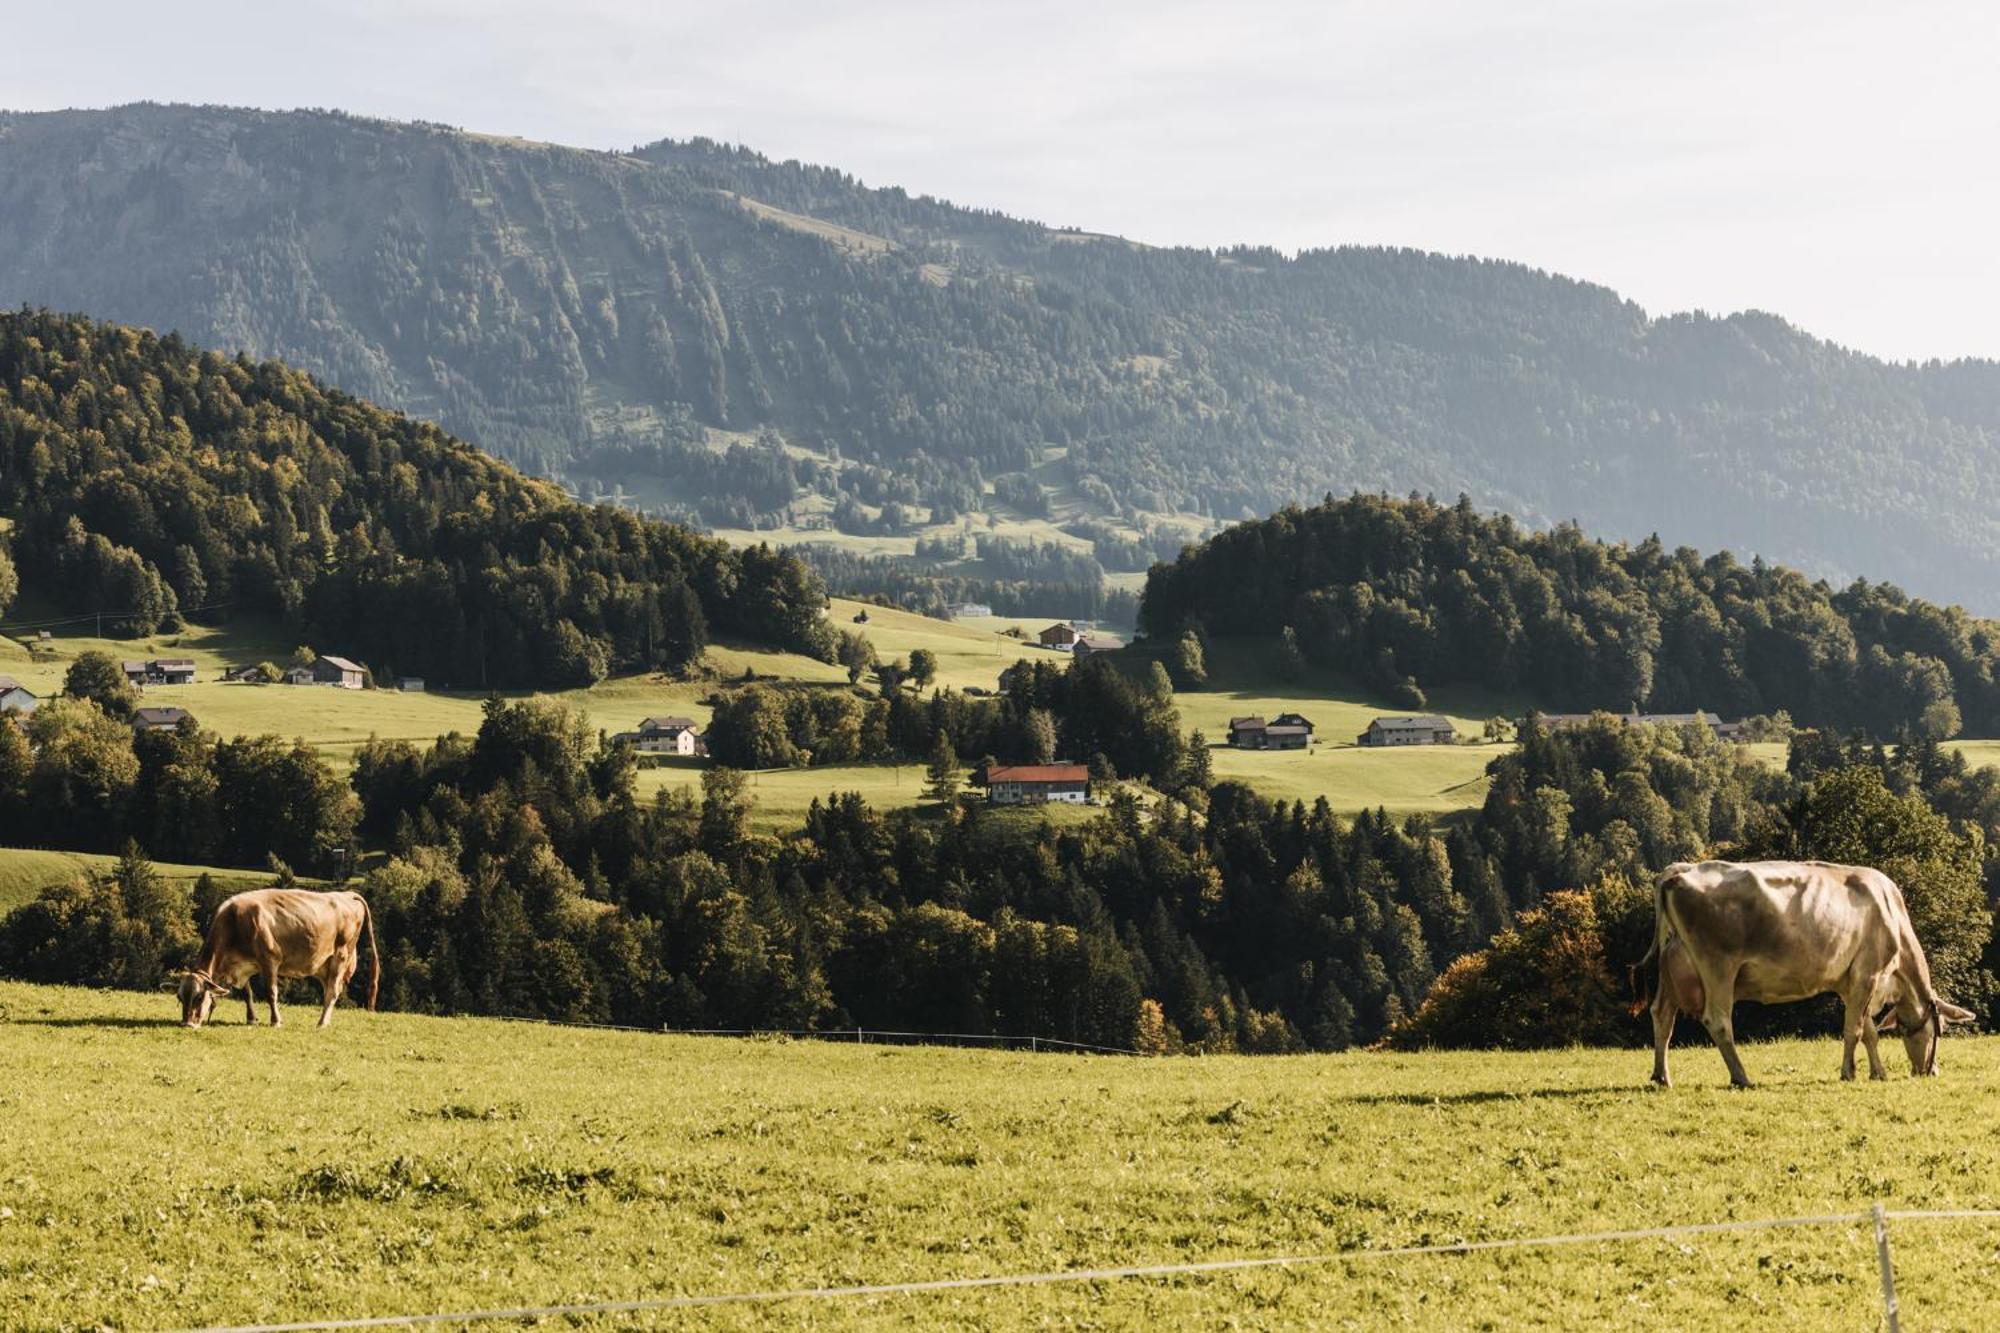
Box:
1937 1000 1978 1025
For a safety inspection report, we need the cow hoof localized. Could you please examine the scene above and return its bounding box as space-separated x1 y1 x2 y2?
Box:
1729 1079 1754 1090
1649 1075 1671 1089
1840 1069 1855 1082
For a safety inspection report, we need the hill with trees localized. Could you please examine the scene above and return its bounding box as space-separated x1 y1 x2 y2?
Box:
1140 493 2000 737
5 105 2000 609
0 310 832 686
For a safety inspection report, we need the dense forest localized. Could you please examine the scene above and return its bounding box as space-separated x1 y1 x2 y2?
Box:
1141 493 2000 736
0 311 833 684
7 679 1995 1049
7 106 2000 608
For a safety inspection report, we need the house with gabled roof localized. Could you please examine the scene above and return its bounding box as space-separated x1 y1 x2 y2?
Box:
1357 715 1457 747
985 762 1090 805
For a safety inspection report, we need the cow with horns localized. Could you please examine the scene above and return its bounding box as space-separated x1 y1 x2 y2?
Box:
1634 860 1976 1087
176 888 379 1029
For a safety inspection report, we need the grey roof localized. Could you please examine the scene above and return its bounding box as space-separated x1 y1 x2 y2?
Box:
318 655 365 673
639 716 697 732
134 706 191 726
0 675 26 692
1369 715 1454 730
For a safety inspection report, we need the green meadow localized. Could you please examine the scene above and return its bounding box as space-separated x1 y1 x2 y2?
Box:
3 979 1997 1329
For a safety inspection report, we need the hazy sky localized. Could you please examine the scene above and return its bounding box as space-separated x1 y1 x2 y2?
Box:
14 1 1997 362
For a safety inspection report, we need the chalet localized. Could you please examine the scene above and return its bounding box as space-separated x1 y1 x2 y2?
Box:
613 715 705 756
1228 716 1267 748
1231 712 1314 750
122 658 197 686
219 665 266 684
1037 623 1081 650
0 676 37 716
312 656 367 689
986 762 1090 805
1535 709 1745 741
281 665 317 686
1072 633 1120 659
1357 715 1457 747
947 602 993 619
132 706 193 733
396 677 426 693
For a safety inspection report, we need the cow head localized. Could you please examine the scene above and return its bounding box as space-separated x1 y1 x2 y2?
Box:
1876 996 1978 1075
176 971 232 1028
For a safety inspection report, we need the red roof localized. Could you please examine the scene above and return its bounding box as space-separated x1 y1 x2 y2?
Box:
987 763 1089 784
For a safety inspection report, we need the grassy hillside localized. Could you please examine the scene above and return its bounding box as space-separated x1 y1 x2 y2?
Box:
4 980 1998 1329
0 849 314 915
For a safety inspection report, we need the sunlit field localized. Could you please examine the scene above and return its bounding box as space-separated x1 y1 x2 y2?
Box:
3 980 1998 1329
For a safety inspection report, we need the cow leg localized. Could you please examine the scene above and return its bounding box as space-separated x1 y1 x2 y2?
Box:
1698 971 1751 1088
243 976 257 1025
263 961 283 1027
1840 985 1866 1081
1649 997 1675 1087
1859 1001 1889 1081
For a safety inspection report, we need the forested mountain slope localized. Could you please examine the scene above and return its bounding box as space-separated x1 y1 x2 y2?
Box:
1141 493 2000 736
6 104 2000 607
0 310 832 684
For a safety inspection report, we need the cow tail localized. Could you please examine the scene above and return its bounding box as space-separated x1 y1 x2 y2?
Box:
363 896 381 1013
1628 873 1672 1017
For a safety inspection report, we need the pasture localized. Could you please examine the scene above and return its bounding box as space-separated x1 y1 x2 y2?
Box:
3 979 1998 1329
0 848 317 915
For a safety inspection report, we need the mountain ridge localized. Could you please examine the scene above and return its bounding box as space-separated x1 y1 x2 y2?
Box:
7 102 2000 609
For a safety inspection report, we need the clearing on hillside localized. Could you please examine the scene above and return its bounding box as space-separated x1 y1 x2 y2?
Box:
3 981 1997 1329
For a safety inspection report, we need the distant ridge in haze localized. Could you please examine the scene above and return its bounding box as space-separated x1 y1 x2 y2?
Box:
5 103 2000 609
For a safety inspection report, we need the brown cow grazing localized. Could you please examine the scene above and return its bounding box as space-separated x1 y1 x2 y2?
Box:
1634 860 1975 1087
177 889 379 1029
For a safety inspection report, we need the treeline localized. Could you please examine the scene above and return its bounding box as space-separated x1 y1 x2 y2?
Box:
703 654 1187 790
0 311 835 686
6 692 1997 1048
0 698 355 873
793 545 1140 623
1142 493 2000 735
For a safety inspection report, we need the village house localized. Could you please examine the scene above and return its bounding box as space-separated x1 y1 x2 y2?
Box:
311 656 367 689
396 677 426 693
612 715 706 756
985 762 1090 805
0 675 38 716
1357 715 1458 747
132 706 193 733
1534 709 1745 741
121 658 197 687
1071 633 1120 659
281 665 317 686
1230 712 1315 749
946 602 993 619
219 664 267 684
1037 622 1081 650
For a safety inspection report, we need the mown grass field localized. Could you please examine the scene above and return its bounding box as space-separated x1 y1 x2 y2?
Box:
3 980 1998 1329
0 848 316 915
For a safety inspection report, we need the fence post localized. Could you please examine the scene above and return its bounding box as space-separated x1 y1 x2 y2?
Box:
1872 1202 1900 1332
1030 1035 1039 1053
856 1026 864 1045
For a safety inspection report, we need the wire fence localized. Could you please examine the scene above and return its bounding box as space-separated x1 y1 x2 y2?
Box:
466 1012 1145 1055
171 1203 2000 1331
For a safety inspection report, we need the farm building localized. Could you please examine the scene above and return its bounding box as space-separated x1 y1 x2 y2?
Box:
0 675 38 716
986 762 1090 805
311 656 367 689
219 665 267 684
1037 623 1081 649
1357 715 1457 747
281 665 316 686
1230 713 1314 749
132 706 193 733
1072 633 1120 659
122 658 197 687
947 602 993 619
396 677 426 693
613 715 706 756
1534 709 1746 741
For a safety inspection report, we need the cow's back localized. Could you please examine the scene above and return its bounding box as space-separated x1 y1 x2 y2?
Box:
209 888 360 974
1663 860 1899 1003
